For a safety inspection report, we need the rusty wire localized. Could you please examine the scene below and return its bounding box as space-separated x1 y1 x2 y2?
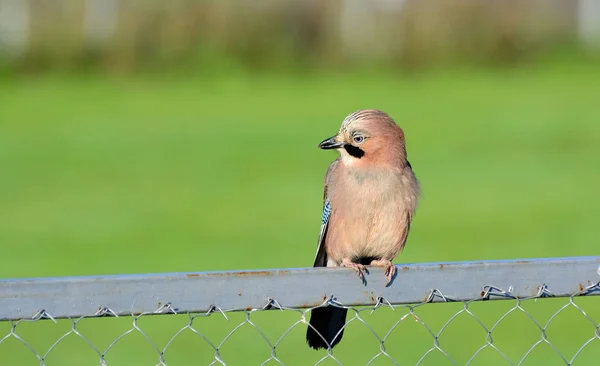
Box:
0 282 598 365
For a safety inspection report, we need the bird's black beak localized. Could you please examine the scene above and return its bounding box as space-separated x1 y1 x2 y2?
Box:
318 136 344 150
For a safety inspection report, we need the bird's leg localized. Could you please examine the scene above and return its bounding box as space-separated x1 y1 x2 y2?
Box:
369 259 396 285
340 258 369 284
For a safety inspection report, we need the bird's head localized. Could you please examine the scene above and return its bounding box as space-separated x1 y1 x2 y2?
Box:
318 109 407 167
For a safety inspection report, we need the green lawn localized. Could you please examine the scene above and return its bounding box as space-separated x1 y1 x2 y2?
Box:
0 61 599 365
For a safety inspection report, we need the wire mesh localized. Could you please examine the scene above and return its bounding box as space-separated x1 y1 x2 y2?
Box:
1 281 598 366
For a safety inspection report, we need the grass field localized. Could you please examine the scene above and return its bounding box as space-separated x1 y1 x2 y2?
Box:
1 60 599 365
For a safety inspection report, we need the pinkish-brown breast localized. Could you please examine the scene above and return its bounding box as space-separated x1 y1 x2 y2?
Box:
324 163 419 264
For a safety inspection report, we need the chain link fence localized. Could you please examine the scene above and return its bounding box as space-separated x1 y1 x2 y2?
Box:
1 257 599 365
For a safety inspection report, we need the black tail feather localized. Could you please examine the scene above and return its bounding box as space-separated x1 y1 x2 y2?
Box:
306 306 348 350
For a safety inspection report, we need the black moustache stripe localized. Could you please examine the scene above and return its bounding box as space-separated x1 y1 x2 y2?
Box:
344 144 365 158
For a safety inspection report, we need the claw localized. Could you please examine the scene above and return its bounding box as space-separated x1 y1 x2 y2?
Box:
370 259 396 285
341 259 369 284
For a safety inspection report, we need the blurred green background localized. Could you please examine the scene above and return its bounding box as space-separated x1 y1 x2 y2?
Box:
1 0 599 365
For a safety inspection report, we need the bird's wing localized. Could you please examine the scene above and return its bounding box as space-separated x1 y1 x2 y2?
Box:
312 159 339 267
398 162 417 252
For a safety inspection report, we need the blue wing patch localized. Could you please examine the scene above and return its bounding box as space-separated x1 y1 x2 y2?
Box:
321 198 332 225
313 197 331 266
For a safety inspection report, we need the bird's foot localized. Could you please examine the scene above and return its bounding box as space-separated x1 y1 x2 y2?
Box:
370 259 396 285
341 258 369 284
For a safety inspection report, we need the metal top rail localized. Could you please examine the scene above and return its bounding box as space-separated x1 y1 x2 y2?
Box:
1 256 599 321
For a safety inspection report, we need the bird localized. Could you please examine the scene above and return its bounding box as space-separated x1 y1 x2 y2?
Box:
306 109 420 350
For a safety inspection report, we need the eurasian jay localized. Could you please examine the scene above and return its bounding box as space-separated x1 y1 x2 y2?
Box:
306 109 420 350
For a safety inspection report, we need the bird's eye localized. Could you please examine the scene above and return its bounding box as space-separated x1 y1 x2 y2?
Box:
353 135 364 144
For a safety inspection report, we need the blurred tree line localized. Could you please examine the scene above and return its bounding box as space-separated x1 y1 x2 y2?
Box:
0 0 596 74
